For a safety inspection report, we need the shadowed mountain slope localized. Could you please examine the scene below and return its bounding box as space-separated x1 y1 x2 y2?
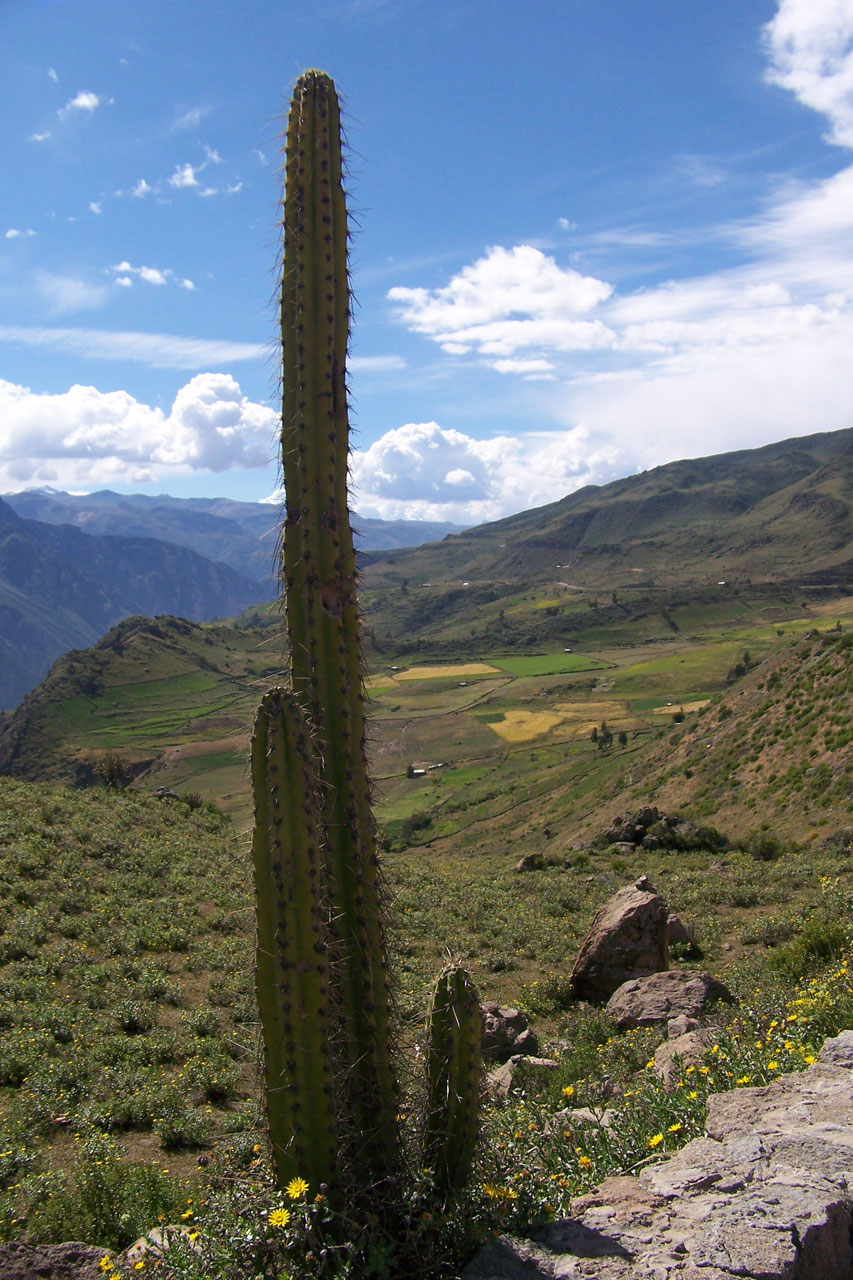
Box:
0 499 268 708
3 489 466 584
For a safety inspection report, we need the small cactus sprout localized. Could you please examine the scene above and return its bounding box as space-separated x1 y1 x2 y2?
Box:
423 965 484 1190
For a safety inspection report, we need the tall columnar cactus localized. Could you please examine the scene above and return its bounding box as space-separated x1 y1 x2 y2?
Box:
422 966 484 1190
254 68 398 1199
252 69 483 1219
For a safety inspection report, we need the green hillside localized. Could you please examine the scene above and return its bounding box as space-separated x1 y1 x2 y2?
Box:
362 426 853 604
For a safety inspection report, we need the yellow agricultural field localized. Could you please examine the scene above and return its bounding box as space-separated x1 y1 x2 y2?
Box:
488 709 568 742
365 674 399 691
488 699 632 743
651 699 710 716
393 663 500 681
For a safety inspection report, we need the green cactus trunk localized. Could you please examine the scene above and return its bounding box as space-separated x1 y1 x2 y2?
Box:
279 70 398 1190
250 688 338 1194
423 965 483 1190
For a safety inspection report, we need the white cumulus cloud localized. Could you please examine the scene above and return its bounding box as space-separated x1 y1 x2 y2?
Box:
763 0 853 147
349 421 625 523
109 261 180 288
0 373 277 490
169 163 200 189
388 245 615 369
58 90 103 120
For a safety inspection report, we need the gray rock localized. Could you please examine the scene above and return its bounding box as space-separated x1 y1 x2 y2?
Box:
606 970 734 1030
481 1003 539 1063
122 1225 198 1265
666 912 700 957
666 1014 700 1039
569 885 669 1004
817 1028 853 1068
463 1032 853 1280
514 852 544 873
487 1055 559 1101
653 1027 716 1091
0 1243 111 1280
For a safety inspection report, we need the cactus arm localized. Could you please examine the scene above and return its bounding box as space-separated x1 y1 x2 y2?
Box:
251 687 338 1193
423 966 484 1190
280 69 398 1186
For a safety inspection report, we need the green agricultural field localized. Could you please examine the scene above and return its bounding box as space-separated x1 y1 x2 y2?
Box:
490 652 607 677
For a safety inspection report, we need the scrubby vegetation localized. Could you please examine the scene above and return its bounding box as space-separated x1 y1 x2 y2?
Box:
2 747 853 1276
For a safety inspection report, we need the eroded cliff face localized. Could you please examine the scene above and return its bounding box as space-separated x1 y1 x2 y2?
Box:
465 1030 853 1279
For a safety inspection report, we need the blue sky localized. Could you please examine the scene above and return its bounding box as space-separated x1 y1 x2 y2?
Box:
2 0 853 523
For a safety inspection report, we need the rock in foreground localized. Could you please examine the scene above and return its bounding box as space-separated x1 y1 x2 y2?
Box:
464 1030 853 1279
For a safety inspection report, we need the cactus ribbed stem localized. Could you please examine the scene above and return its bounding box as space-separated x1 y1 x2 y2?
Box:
280 70 398 1189
251 688 338 1194
423 966 483 1190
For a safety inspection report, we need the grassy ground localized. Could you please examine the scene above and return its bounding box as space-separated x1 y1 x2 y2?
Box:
2 776 852 1277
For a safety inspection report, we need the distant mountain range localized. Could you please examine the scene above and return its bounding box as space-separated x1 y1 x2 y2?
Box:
3 489 466 585
0 490 466 710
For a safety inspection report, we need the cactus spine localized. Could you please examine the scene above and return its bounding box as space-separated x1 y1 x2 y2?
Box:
423 966 483 1190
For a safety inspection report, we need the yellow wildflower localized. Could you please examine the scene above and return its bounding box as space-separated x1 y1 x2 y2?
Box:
578 1155 593 1169
268 1208 291 1228
561 1085 575 1099
286 1176 310 1200
647 1133 664 1148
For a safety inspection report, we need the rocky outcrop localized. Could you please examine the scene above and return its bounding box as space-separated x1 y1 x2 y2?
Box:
481 1003 539 1063
605 970 734 1031
570 881 669 1003
464 1030 853 1279
596 808 727 855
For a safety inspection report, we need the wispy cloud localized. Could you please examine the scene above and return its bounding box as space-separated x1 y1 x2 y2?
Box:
172 105 212 132
30 131 52 143
0 324 266 370
35 273 109 315
349 354 406 372
47 67 58 84
5 228 36 240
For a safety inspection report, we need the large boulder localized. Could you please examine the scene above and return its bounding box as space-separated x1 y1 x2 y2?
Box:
569 880 669 1003
606 969 734 1030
